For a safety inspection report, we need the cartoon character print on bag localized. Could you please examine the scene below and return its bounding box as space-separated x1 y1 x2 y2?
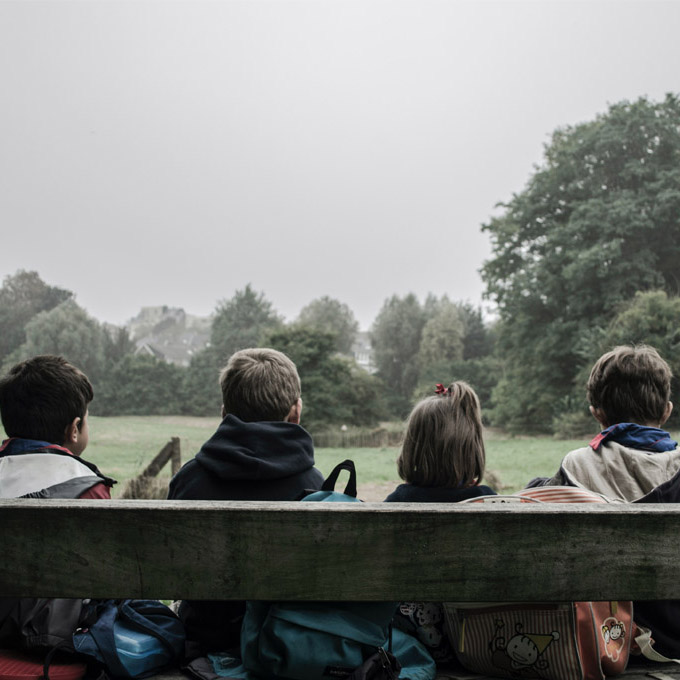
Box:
601 618 626 662
490 620 560 678
397 602 455 664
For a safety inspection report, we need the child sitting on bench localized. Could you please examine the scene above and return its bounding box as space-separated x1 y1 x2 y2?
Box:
530 344 680 659
385 381 496 665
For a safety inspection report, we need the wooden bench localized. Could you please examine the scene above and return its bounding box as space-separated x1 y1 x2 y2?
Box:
1 499 679 679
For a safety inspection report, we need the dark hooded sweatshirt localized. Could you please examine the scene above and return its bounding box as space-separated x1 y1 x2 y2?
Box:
167 415 324 653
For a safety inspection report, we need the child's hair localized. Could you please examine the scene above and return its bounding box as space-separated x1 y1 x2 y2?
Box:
397 381 485 487
0 354 93 445
220 348 301 422
587 344 672 427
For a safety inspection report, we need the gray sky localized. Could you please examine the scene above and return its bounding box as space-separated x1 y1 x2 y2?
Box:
1 0 679 330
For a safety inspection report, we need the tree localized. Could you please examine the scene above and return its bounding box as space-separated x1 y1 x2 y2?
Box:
96 354 185 416
267 325 385 430
210 285 283 365
182 346 223 417
481 95 680 432
580 290 680 426
415 355 501 419
418 297 464 368
296 296 359 355
370 294 426 416
8 300 106 382
0 270 72 364
102 324 137 368
456 303 495 360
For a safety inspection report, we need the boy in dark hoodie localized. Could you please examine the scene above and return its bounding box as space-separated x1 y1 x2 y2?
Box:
168 347 324 653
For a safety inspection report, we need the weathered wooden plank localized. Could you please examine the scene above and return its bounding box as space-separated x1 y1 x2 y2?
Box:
0 500 679 601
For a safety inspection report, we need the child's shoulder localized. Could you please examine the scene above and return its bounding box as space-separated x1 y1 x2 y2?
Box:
384 483 495 503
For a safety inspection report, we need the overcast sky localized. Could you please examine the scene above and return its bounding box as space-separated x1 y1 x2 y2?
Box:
1 0 679 330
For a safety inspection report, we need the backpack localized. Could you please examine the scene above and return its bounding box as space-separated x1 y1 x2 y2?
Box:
72 599 185 679
241 460 435 680
0 598 85 651
0 598 184 680
443 489 634 680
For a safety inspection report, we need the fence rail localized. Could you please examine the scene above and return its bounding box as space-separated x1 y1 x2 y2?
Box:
313 428 403 448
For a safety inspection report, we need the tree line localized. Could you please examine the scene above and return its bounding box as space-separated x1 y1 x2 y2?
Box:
0 272 493 430
3 94 679 434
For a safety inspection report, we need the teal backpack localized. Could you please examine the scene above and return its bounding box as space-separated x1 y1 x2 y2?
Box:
240 460 435 680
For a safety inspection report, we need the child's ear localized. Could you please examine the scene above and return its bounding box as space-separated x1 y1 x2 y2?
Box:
661 401 673 426
286 398 302 424
63 417 81 452
589 406 608 428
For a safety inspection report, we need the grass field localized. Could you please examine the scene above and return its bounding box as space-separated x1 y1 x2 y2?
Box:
11 416 676 500
75 416 596 500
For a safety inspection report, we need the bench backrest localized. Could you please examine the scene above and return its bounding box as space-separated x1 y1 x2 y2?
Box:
0 500 674 602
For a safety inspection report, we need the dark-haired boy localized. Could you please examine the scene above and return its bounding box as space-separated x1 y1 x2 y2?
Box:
0 355 115 652
169 347 324 653
531 345 680 658
0 355 115 499
534 344 678 498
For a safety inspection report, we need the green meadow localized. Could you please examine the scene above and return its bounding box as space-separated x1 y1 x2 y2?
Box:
11 416 674 500
74 416 603 500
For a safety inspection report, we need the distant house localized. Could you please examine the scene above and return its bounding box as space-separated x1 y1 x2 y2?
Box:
127 306 211 366
351 331 376 373
134 342 167 361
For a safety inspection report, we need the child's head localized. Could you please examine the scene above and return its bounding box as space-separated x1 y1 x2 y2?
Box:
397 381 485 488
220 348 302 423
0 354 93 454
587 344 673 427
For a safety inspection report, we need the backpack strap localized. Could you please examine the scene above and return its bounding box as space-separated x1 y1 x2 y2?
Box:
117 601 181 657
635 625 680 664
84 600 130 679
321 459 357 497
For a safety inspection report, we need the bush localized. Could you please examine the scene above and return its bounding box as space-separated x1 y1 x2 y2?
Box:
551 410 598 439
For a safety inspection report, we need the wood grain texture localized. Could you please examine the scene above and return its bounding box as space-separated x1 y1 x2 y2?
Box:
0 500 677 601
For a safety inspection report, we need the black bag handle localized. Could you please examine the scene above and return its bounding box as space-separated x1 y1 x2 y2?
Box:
321 459 357 497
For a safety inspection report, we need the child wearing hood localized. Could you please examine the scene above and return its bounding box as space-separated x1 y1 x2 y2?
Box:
530 344 680 659
168 347 323 654
531 344 677 500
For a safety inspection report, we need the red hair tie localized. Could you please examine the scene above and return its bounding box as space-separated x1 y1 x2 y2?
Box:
435 383 448 395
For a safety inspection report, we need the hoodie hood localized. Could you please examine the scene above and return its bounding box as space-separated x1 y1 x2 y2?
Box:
561 439 680 502
194 414 316 481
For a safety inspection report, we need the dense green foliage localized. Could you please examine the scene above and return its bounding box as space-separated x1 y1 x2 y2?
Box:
96 354 185 416
0 270 72 365
210 284 283 365
181 347 223 418
297 296 359 355
579 290 680 427
418 297 464 368
370 294 426 415
267 325 386 430
17 300 107 381
370 293 496 417
482 95 680 432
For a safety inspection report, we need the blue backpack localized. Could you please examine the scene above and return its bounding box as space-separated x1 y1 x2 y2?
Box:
72 599 185 678
240 460 435 680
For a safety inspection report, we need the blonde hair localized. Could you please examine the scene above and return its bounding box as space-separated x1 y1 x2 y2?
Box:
397 381 485 488
587 344 672 427
220 348 301 422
